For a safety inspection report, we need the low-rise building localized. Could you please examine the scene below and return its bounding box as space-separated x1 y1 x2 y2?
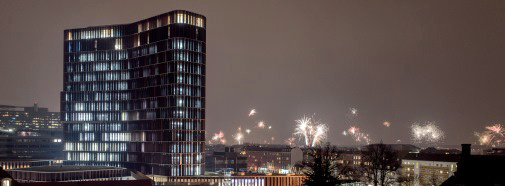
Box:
239 144 292 173
401 153 459 185
152 174 306 186
205 147 247 172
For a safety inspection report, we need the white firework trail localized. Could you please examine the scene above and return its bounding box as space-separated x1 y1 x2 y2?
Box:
248 109 257 117
234 127 244 145
411 121 445 144
294 115 329 147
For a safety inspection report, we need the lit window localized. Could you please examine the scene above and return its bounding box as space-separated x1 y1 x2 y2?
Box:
2 178 11 186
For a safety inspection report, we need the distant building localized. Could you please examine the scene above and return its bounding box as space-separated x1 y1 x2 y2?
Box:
239 144 292 173
0 104 63 171
0 129 63 160
0 104 60 130
420 147 460 155
483 148 505 155
0 160 51 171
441 144 505 185
206 147 247 172
401 153 459 186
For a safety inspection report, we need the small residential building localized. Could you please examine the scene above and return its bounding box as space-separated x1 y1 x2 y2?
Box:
402 153 459 186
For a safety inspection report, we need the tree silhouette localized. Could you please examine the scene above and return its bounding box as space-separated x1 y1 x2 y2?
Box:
299 143 343 186
360 141 400 186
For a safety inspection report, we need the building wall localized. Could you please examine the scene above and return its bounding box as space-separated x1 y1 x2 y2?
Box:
401 159 457 186
0 104 61 130
156 175 306 186
62 10 206 176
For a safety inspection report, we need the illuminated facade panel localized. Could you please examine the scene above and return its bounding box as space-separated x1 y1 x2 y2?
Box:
62 10 206 176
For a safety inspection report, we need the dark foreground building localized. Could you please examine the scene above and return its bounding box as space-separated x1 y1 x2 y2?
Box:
62 10 206 176
442 144 505 186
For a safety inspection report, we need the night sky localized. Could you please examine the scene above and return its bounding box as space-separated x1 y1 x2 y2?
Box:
1 0 505 146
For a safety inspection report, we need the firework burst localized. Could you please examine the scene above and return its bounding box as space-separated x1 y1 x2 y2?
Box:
234 127 244 145
285 137 296 146
343 126 372 144
257 121 265 129
411 122 445 144
475 124 505 147
383 121 391 127
294 115 329 147
248 109 257 117
347 108 358 119
209 131 226 144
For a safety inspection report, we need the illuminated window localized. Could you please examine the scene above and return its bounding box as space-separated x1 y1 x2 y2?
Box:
1 178 11 186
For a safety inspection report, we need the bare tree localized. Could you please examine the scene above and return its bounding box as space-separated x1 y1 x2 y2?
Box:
359 141 400 186
298 143 344 186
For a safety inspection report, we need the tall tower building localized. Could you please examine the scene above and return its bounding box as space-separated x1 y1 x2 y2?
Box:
62 10 206 176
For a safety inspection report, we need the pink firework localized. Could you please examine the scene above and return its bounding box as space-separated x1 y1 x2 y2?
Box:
383 121 391 127
210 131 226 144
476 124 505 147
344 126 371 144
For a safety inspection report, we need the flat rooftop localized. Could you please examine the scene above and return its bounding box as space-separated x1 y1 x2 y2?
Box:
10 165 126 172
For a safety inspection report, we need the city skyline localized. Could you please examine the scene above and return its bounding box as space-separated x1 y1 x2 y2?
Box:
2 0 505 146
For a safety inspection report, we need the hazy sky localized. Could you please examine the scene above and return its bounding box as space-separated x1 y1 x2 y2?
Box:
1 0 505 146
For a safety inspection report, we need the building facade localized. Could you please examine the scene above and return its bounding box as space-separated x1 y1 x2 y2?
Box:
0 104 63 160
401 153 459 186
205 147 247 172
62 10 206 176
239 144 292 173
0 129 63 160
0 104 61 130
